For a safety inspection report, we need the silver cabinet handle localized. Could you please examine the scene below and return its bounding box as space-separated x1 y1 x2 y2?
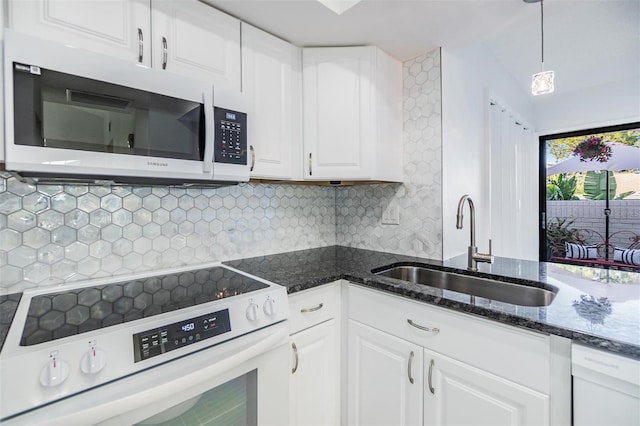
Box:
308 153 312 176
249 145 256 172
291 342 299 374
428 359 435 394
408 351 415 384
407 319 440 334
300 303 323 313
137 28 144 63
161 36 168 70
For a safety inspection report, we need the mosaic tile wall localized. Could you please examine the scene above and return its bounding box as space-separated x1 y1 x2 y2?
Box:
336 49 443 259
0 176 336 294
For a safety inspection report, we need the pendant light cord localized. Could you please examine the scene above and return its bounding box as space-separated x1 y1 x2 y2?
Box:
540 0 545 70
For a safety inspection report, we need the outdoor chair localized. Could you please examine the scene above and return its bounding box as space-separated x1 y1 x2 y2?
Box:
549 229 640 271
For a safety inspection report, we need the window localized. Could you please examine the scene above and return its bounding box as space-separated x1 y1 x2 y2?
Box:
539 122 640 269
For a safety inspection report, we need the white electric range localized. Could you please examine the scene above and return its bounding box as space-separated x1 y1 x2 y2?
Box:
0 262 290 425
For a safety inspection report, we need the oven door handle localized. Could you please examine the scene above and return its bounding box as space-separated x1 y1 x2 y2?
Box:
23 325 288 426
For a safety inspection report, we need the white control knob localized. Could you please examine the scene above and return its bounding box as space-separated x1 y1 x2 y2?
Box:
246 302 261 322
263 297 276 317
81 347 107 375
40 353 70 387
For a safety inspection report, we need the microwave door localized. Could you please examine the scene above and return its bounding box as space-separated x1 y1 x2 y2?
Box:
41 88 136 154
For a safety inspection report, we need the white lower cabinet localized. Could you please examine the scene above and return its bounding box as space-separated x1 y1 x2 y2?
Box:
290 319 340 426
423 348 549 426
348 319 423 426
288 282 341 426
348 318 548 426
288 283 570 426
347 284 570 426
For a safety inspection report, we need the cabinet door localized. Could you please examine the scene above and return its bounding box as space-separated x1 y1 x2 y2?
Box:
242 24 301 180
151 0 240 89
424 349 549 426
348 320 422 426
290 319 340 426
8 0 151 66
303 47 375 180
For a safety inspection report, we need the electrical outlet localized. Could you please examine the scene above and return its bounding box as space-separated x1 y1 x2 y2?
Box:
382 204 400 225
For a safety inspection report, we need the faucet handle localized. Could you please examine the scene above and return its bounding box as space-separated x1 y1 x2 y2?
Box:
485 239 494 264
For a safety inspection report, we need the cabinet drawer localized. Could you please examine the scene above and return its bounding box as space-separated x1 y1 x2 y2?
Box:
289 282 340 334
349 284 551 393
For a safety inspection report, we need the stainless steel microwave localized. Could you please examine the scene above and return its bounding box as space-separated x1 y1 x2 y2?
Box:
3 30 249 185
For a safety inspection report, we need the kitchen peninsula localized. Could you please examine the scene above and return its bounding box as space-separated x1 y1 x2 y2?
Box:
224 245 640 358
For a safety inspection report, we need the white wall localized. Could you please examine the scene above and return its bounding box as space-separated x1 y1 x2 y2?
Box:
441 43 534 260
534 77 640 134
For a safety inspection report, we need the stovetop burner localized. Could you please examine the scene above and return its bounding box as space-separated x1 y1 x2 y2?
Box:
20 266 268 346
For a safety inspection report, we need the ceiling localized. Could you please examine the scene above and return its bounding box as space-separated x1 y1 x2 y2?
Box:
203 0 640 97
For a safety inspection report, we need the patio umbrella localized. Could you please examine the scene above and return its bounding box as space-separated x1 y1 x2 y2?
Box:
546 142 640 260
546 142 640 175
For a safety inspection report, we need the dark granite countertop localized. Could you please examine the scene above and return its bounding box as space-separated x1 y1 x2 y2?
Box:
224 245 640 359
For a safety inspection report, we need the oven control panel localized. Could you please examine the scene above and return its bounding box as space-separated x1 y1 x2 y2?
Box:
133 309 231 362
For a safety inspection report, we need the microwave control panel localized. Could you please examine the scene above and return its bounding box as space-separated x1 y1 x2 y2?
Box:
133 308 231 362
214 107 247 165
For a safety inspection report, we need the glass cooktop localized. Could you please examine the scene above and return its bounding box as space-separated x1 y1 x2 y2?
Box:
20 267 268 346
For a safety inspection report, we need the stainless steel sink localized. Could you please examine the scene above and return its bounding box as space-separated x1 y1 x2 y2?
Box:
374 265 557 307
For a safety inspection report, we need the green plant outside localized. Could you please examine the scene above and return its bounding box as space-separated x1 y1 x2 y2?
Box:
546 217 585 257
546 173 578 200
583 171 616 200
583 171 634 200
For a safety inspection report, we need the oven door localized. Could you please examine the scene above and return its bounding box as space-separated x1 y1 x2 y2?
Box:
4 323 289 426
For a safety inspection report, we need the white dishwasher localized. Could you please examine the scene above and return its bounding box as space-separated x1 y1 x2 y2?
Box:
572 344 640 426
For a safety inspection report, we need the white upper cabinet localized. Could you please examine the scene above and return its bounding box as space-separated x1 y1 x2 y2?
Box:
241 24 302 180
7 0 241 89
302 46 403 182
151 0 240 89
7 0 151 66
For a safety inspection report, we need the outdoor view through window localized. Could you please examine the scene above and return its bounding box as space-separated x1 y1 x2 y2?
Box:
542 123 640 270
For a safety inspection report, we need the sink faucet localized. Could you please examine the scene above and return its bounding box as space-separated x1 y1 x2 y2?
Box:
456 194 493 272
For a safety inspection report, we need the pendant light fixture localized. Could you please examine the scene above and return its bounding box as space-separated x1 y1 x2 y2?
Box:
526 0 555 95
317 0 361 15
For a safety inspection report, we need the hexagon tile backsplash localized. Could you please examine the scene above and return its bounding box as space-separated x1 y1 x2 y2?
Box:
337 49 443 259
0 175 336 294
0 49 445 294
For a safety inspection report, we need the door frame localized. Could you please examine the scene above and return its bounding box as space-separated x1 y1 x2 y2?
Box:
538 121 640 262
